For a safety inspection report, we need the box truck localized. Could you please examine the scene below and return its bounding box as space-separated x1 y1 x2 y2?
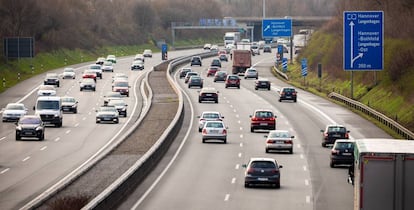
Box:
224 32 240 46
351 138 414 210
231 50 251 75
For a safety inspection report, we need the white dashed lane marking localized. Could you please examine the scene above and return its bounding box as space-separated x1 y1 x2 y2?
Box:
1 168 10 174
22 156 30 162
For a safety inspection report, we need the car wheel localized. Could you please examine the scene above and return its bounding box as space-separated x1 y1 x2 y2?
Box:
80 88 83 91
275 183 281 189
265 148 269 153
96 120 100 124
255 87 258 90
294 99 297 102
198 99 202 103
188 85 191 88
250 127 254 133
56 122 62 128
127 94 129 97
57 83 60 87
279 99 282 102
124 113 127 117
198 128 202 132
322 142 327 147
237 85 240 89
289 149 293 154
202 138 205 143
39 133 44 141
74 109 77 114
244 182 249 188
16 134 21 140
93 88 96 91
268 87 271 90
215 100 218 103
225 85 228 88
223 138 227 144
330 161 335 168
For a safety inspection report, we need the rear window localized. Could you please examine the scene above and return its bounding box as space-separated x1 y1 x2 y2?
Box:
250 161 276 169
255 111 273 118
328 126 346 133
206 122 224 128
335 142 354 149
203 113 220 119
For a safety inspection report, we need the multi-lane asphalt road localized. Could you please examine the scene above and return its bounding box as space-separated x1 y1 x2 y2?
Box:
0 48 391 210
125 51 391 210
0 49 201 210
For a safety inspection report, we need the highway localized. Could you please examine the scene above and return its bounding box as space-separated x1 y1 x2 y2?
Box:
127 51 391 210
0 49 200 210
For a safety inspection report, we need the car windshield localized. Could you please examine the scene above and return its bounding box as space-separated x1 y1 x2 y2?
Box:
250 161 276 169
64 68 74 72
19 117 41 124
108 100 125 106
6 104 24 110
82 79 94 84
90 65 100 69
114 82 128 87
228 76 238 80
191 77 201 81
269 131 290 138
335 142 354 149
99 106 116 112
37 101 59 110
203 113 220 119
206 122 224 128
255 111 273 118
62 97 75 103
328 126 346 132
46 74 58 78
39 85 55 90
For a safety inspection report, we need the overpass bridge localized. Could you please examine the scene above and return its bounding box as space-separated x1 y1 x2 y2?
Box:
171 16 332 46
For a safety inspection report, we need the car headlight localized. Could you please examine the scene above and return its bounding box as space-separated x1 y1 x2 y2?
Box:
36 126 43 131
54 113 59 117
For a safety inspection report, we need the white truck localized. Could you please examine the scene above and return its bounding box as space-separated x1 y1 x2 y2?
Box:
224 32 240 46
34 96 63 127
351 138 414 210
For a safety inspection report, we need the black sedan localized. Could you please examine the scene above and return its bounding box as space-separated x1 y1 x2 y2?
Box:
243 157 283 188
15 115 45 140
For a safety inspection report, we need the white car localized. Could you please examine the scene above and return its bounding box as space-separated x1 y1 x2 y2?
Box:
62 67 76 79
143 49 152 57
265 130 294 154
134 54 145 62
203 43 212 50
37 85 56 96
2 103 28 122
245 68 258 79
201 120 227 144
101 61 114 72
197 111 224 132
131 60 144 70
79 78 96 91
106 55 117 63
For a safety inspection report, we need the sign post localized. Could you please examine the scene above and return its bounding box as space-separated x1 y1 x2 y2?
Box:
161 44 168 60
343 11 383 98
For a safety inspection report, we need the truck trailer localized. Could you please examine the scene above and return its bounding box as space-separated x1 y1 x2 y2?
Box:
231 50 251 75
352 139 414 210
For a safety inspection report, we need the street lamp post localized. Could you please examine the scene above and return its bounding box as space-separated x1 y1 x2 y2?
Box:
263 0 266 18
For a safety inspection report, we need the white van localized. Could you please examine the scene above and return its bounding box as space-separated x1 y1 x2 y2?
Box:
34 96 63 127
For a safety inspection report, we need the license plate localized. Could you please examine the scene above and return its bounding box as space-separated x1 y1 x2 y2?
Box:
210 130 219 134
261 83 267 85
276 140 284 144
104 118 111 120
206 94 212 96
260 123 268 126
24 131 34 135
342 153 352 156
258 178 268 181
63 108 69 111
333 134 341 137
286 96 292 98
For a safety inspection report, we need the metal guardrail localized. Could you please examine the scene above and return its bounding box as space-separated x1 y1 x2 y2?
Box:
328 92 414 140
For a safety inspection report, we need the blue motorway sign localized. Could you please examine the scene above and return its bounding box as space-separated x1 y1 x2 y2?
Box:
262 19 292 38
282 58 288 72
343 11 383 70
301 58 308 77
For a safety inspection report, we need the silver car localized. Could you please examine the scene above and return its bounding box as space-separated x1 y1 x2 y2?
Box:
62 67 76 79
96 106 119 124
79 78 96 91
2 103 28 122
245 68 258 79
265 130 294 154
197 111 224 132
102 61 114 72
201 120 227 144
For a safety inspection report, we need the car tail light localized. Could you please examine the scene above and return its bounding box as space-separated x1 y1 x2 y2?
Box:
247 168 255 174
202 129 207 134
284 140 292 144
222 129 227 135
293 92 297 96
345 133 349 138
266 139 275 144
331 149 339 155
270 169 279 174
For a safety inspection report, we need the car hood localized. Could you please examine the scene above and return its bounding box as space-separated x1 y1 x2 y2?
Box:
96 111 118 116
3 110 26 115
18 124 41 129
62 102 76 106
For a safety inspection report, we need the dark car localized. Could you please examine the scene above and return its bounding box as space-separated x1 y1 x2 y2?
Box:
263 45 272 53
214 71 228 82
218 53 228 61
320 125 350 147
184 72 199 83
225 75 240 89
107 99 128 117
255 78 271 90
188 76 203 88
190 56 202 66
44 73 60 87
243 157 283 188
250 109 276 132
179 67 192 78
279 87 297 102
207 66 220 77
15 115 45 140
330 139 355 168
61 96 78 113
198 87 219 103
210 58 222 68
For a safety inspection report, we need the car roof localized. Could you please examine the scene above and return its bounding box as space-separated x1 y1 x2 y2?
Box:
334 139 355 143
249 157 277 163
326 124 346 128
257 77 269 81
254 109 273 112
202 111 221 115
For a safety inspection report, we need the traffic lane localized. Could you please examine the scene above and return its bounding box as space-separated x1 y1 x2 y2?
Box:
137 64 312 210
240 61 390 210
0 56 147 209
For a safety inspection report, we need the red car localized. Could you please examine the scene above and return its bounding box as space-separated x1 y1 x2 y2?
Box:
82 70 97 81
250 109 276 132
225 75 240 88
207 66 220 77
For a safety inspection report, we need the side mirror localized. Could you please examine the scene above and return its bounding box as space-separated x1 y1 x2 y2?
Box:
242 164 247 168
249 115 252 118
347 130 350 133
14 122 18 126
197 116 201 118
33 106 35 110
279 165 283 169
264 135 268 138
320 129 324 132
291 136 295 138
